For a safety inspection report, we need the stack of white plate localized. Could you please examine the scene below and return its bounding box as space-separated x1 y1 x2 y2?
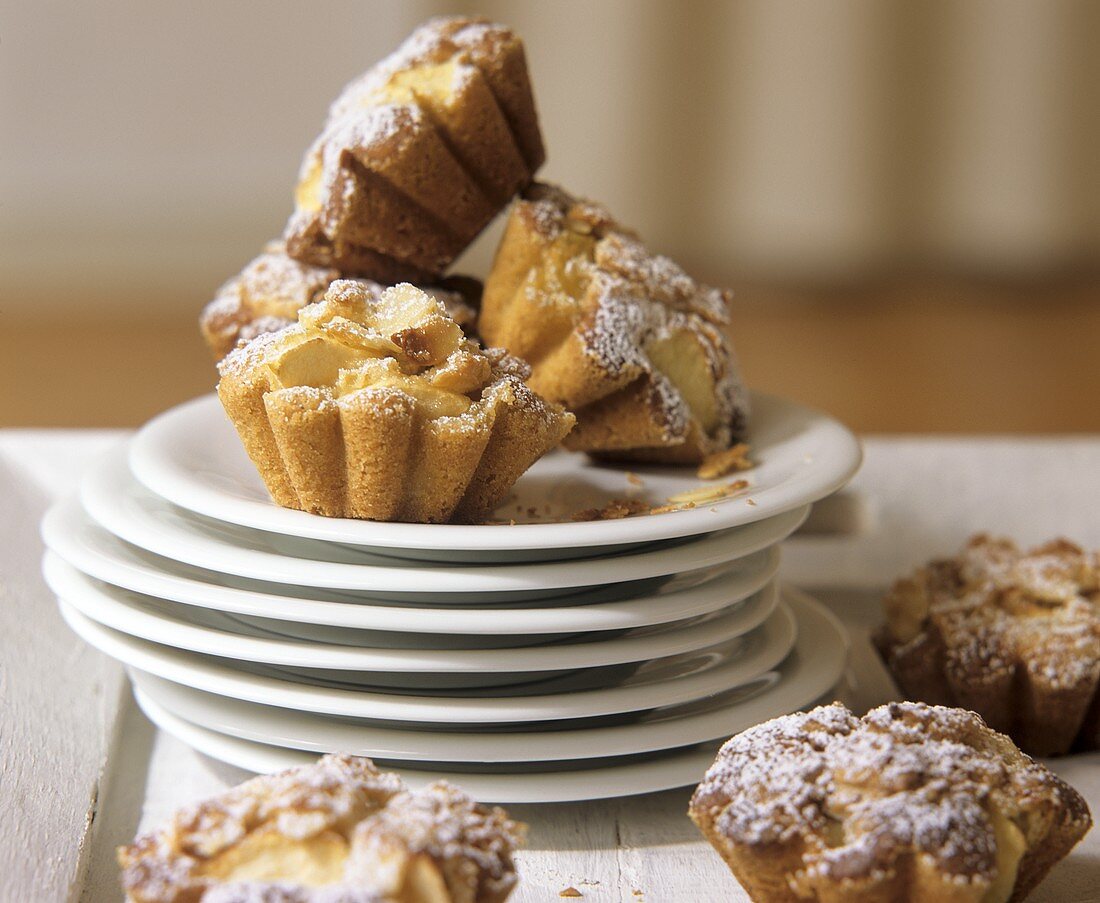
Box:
41 391 861 803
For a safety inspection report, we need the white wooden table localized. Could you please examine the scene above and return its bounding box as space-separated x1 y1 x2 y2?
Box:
3 433 1099 902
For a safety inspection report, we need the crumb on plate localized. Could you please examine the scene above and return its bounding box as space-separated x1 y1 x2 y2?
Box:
697 442 753 479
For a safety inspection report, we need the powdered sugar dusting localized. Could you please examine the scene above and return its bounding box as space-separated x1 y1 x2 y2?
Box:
119 755 525 902
218 279 572 522
596 233 729 325
203 245 476 359
218 324 288 382
511 182 748 456
346 782 525 902
644 370 690 441
580 276 656 379
881 535 1100 697
286 14 538 277
690 702 1090 888
309 103 419 209
201 245 346 357
119 755 402 901
329 16 509 122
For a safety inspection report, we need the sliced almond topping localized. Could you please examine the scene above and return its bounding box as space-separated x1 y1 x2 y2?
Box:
667 479 749 506
697 442 753 480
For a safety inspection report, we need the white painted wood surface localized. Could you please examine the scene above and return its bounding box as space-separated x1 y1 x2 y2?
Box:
2 433 1099 902
0 432 124 903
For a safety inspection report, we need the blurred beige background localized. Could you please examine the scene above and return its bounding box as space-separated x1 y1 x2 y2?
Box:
3 0 1098 430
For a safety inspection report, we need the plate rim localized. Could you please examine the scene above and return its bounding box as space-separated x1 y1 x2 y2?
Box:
57 597 800 723
40 502 783 634
78 446 809 594
44 553 781 673
129 392 861 553
129 689 729 804
127 589 846 762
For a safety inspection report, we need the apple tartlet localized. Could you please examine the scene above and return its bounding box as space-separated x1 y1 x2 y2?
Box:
285 15 544 282
690 702 1091 903
478 183 749 464
118 753 525 903
217 280 574 523
200 242 479 360
875 534 1100 757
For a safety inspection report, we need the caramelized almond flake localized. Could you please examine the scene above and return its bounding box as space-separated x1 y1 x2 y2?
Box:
667 480 749 506
649 503 684 515
697 442 753 479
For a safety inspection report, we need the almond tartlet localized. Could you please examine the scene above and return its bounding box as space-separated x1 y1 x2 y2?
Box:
875 534 1100 756
478 183 749 464
217 280 574 523
200 242 479 360
285 16 544 281
118 753 525 903
690 702 1091 903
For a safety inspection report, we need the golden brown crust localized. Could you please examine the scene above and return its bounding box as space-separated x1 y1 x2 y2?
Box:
689 702 1092 903
875 535 1100 756
285 16 543 281
217 280 573 524
200 243 480 361
117 754 525 903
479 183 748 464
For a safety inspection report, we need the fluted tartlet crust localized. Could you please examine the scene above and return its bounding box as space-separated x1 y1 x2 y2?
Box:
118 753 526 903
218 280 573 524
200 242 479 360
690 702 1091 903
479 183 748 464
285 16 544 281
875 534 1100 757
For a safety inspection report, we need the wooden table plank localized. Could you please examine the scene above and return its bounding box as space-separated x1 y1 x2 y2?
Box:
0 443 127 902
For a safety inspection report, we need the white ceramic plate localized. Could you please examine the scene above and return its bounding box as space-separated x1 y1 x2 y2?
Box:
58 597 799 723
44 553 780 675
130 689 729 803
77 447 809 599
130 392 861 561
128 589 846 762
41 503 781 636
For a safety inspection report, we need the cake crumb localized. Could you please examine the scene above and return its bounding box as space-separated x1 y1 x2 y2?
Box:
626 471 645 486
697 442 753 479
746 498 757 506
571 498 652 521
560 888 583 898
